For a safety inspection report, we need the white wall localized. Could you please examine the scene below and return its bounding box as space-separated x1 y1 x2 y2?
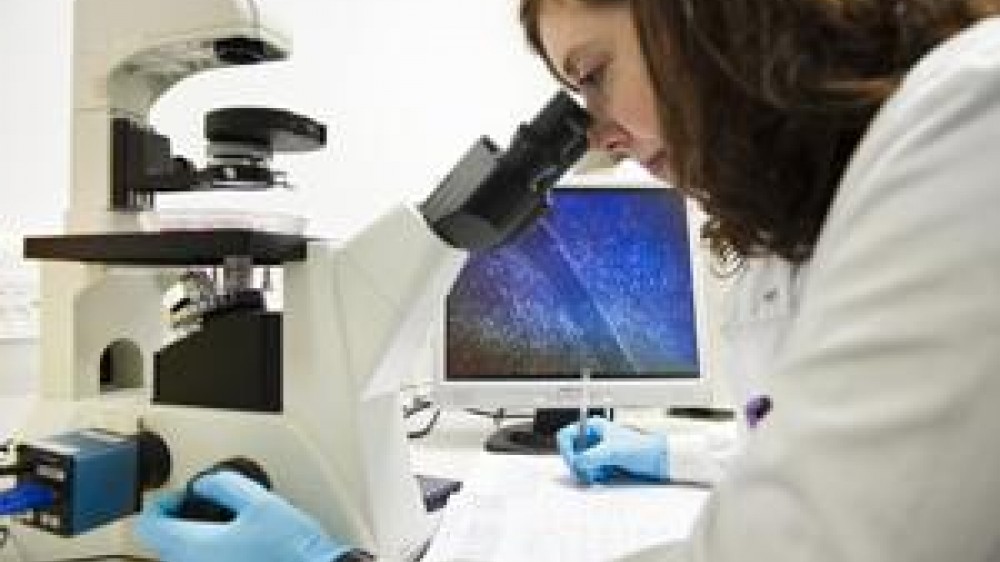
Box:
0 0 71 236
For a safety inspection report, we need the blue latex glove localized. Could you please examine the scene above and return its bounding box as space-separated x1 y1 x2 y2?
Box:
556 417 669 484
135 471 352 562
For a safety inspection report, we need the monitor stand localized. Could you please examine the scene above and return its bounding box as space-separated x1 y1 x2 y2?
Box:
484 408 605 455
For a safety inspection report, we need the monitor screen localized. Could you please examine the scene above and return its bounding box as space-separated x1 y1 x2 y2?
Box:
434 185 715 412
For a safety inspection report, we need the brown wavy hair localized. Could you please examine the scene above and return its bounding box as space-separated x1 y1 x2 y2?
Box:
521 0 1000 263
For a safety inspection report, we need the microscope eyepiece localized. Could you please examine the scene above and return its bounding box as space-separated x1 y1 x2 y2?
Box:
420 91 591 251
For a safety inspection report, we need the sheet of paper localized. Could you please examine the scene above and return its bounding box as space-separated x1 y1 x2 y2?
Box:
422 453 709 562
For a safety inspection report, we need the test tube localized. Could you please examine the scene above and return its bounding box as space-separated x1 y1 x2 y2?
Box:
576 367 592 451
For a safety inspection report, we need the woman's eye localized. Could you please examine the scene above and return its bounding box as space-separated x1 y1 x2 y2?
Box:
578 64 607 92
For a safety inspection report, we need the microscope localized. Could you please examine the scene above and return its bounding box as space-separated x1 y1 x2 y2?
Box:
9 0 589 561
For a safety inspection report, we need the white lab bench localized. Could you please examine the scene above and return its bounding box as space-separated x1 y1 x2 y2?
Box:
410 407 728 562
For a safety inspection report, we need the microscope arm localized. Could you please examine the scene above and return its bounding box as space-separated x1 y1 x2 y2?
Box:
420 91 590 251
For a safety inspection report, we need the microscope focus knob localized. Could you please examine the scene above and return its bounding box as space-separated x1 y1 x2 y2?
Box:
173 457 272 523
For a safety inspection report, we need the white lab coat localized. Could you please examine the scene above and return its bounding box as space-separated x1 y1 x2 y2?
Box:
664 255 802 485
627 16 1000 562
717 256 803 409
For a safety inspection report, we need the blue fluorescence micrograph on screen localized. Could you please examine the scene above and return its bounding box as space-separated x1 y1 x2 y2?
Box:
446 187 699 380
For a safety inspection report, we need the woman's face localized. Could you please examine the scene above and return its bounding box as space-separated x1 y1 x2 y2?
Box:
537 0 671 181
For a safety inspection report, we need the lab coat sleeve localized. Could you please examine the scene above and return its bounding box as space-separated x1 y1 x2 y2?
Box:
665 425 741 486
620 19 1000 562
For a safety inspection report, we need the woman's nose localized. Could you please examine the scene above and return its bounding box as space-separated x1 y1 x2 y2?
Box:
587 119 630 157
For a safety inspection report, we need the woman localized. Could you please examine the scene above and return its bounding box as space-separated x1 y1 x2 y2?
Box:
136 1 1000 560
538 1 1000 560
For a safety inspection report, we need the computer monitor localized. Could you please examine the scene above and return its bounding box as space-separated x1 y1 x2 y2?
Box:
433 184 723 453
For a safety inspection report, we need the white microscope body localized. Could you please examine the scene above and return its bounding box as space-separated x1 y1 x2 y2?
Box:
16 0 453 560
14 0 588 560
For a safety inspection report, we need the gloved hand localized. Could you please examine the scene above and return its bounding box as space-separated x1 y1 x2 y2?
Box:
556 417 669 485
135 471 352 562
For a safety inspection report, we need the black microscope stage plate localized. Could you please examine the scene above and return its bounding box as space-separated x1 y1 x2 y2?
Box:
24 230 308 266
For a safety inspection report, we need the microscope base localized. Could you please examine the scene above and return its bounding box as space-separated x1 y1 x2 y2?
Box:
10 397 433 562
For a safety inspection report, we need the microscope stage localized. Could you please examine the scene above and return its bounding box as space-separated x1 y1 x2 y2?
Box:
24 230 307 266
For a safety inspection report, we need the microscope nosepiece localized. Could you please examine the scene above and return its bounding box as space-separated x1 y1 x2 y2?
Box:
213 37 286 65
